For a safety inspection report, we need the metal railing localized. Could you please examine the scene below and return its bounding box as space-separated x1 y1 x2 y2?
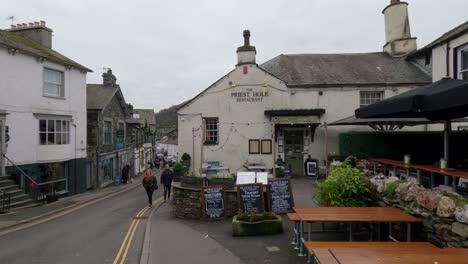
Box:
0 189 10 213
2 154 67 202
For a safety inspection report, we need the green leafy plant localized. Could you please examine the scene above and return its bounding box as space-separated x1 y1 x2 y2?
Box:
173 162 183 173
276 167 285 178
237 213 277 222
316 164 371 207
383 181 401 199
181 153 191 161
211 174 235 180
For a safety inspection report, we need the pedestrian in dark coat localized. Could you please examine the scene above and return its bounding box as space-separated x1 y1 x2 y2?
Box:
122 164 130 184
142 167 157 207
160 164 174 201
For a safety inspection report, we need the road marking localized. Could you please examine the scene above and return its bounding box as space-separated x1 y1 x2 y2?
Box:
113 206 148 264
113 197 163 264
0 183 140 236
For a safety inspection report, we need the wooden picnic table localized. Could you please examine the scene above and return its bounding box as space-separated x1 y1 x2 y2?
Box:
293 207 422 260
313 247 468 264
369 158 468 190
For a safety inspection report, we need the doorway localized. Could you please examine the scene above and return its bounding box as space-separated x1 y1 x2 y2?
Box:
284 130 304 176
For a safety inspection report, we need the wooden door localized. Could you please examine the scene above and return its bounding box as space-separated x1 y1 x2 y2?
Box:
284 130 304 176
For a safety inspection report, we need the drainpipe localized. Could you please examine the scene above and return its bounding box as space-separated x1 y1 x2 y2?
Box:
96 111 102 189
446 42 451 78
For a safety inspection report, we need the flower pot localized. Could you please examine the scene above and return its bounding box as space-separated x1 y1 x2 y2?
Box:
232 215 283 236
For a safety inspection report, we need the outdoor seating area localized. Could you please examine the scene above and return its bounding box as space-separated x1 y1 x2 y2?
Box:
288 206 468 263
369 158 468 195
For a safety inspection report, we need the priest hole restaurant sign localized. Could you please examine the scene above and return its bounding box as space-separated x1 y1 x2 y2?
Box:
231 88 269 103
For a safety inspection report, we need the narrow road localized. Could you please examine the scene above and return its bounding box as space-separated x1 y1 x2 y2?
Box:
0 184 161 264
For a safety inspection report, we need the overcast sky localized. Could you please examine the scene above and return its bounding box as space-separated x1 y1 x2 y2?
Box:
2 0 468 111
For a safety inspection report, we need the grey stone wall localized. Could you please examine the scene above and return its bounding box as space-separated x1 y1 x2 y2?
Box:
370 174 468 248
173 183 238 220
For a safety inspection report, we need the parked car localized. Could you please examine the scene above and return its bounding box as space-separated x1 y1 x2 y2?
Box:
164 155 177 167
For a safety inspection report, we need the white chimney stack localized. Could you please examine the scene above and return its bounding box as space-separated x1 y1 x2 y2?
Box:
236 30 256 66
382 0 417 57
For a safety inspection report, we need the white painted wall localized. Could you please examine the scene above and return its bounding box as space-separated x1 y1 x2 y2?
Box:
0 48 87 166
178 63 422 174
432 33 468 81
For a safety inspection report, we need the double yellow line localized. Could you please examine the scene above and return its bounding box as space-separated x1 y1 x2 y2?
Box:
113 197 162 264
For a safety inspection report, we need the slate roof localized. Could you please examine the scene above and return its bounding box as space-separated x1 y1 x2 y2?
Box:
86 84 119 110
408 20 468 58
0 29 92 72
133 109 156 125
260 52 431 87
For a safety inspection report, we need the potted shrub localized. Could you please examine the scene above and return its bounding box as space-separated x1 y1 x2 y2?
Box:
173 162 183 182
232 213 283 236
316 161 371 207
181 153 191 175
209 174 235 189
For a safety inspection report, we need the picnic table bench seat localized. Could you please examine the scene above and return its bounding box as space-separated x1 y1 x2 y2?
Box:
304 241 436 255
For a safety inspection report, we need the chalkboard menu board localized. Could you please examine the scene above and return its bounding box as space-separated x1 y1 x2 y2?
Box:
201 185 226 221
237 183 264 214
267 178 294 214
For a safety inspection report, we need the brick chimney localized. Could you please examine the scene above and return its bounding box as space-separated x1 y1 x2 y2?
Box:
7 21 53 49
382 1 417 57
102 69 117 86
236 30 256 65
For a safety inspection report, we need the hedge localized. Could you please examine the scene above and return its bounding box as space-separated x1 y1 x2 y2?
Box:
339 131 468 165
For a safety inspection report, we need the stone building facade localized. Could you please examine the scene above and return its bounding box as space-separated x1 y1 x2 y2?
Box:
86 70 133 188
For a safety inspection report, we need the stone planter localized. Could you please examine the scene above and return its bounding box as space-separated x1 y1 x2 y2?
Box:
173 171 182 182
181 176 204 188
232 215 283 236
209 178 235 190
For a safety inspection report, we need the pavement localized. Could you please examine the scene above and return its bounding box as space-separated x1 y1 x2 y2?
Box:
145 176 318 264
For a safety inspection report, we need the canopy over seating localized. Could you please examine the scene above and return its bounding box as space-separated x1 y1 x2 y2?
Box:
355 78 468 121
328 115 468 131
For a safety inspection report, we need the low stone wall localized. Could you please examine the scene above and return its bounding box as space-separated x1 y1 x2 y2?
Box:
173 182 238 219
369 174 468 247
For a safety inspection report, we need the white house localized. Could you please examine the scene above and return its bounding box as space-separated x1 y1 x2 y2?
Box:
177 0 432 176
0 21 91 196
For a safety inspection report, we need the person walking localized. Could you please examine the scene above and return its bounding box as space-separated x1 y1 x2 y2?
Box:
122 164 130 184
160 164 174 202
142 167 157 207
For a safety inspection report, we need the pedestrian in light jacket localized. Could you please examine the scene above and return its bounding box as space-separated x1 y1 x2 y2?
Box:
160 164 174 202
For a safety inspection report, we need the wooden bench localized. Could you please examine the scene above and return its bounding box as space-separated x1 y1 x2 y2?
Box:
305 241 436 256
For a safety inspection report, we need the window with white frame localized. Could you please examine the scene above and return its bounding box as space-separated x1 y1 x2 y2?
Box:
203 118 218 145
457 44 468 80
43 68 64 97
39 119 70 145
104 121 112 145
360 91 384 107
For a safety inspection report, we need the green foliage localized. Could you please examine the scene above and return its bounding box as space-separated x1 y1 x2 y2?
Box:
276 167 285 178
181 153 191 161
211 174 235 180
237 213 277 222
339 131 468 165
316 164 371 207
383 181 402 199
173 162 183 173
455 197 468 207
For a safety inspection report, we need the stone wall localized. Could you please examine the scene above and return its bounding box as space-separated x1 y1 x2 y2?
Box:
369 174 468 247
173 183 238 219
